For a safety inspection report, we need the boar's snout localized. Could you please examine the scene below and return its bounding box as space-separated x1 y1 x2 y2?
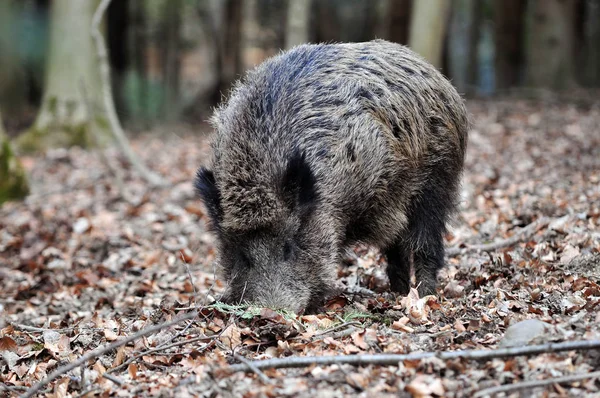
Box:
220 272 313 314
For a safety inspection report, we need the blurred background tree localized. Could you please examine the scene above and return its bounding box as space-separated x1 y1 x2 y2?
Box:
0 110 29 204
1 0 599 140
16 0 108 152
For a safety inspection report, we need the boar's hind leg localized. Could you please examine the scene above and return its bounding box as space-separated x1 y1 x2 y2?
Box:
408 184 451 297
384 243 411 295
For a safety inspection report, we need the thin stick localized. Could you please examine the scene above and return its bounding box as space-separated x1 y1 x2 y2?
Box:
473 370 600 397
233 354 273 385
446 217 551 257
101 373 123 386
20 312 196 398
106 334 217 375
226 339 600 373
10 323 102 334
314 321 361 336
91 0 166 187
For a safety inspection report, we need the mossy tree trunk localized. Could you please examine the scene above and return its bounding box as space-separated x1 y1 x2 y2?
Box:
18 0 109 152
0 110 29 204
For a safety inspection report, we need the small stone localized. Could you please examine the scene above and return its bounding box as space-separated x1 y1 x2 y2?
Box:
499 319 552 348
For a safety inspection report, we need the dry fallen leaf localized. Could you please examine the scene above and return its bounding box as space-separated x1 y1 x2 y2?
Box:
219 323 242 348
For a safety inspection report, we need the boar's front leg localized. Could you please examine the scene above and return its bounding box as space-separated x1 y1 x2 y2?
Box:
385 243 411 296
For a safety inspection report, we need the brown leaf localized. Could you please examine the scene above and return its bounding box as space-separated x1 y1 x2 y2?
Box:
103 319 120 341
113 346 126 367
0 336 17 352
219 323 241 348
128 363 138 379
443 280 465 298
351 330 368 350
260 308 284 322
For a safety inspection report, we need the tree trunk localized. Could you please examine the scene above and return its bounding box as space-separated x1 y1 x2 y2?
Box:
242 0 263 69
583 0 600 86
408 0 451 68
219 0 243 97
18 0 107 152
525 0 576 90
285 0 311 49
494 0 525 91
448 0 480 94
0 110 29 204
388 0 413 44
161 0 182 121
0 0 28 123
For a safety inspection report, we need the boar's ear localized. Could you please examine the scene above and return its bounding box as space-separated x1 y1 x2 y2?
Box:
281 152 317 210
194 167 222 229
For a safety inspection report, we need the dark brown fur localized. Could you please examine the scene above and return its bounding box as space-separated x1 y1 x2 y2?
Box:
195 40 468 312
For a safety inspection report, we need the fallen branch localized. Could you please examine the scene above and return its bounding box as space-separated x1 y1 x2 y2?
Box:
473 370 600 397
234 353 273 385
106 334 217 375
91 0 167 187
226 339 600 373
101 373 124 386
446 217 551 257
10 323 101 334
20 312 196 398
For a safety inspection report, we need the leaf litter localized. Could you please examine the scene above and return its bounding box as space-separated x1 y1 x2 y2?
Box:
1 99 599 397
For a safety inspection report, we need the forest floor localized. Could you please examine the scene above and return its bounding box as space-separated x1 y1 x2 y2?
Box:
1 99 600 398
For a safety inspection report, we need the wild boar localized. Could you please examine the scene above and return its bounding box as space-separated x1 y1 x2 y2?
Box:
195 40 468 313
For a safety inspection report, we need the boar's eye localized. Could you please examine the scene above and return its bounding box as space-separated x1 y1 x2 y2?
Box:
237 250 252 268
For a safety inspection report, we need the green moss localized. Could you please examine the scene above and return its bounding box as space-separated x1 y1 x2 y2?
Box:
0 139 29 204
15 122 101 154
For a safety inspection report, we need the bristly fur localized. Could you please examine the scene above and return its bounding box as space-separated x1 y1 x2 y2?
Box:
197 40 469 312
194 168 222 231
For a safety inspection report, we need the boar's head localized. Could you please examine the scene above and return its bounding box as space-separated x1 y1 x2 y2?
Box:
195 152 337 313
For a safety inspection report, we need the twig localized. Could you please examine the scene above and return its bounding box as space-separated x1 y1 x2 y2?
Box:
446 217 551 257
79 79 131 202
76 386 101 398
20 312 196 398
233 354 273 385
314 321 361 336
226 339 600 373
473 370 600 397
101 373 123 386
1 384 28 392
106 334 217 375
91 0 167 187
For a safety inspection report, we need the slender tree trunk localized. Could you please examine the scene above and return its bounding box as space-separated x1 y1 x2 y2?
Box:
161 0 182 121
313 1 339 43
0 110 29 204
494 0 525 91
583 0 600 86
388 0 413 44
220 0 243 95
0 0 28 120
372 0 391 39
18 0 108 152
285 0 311 49
408 0 452 68
242 0 263 69
448 0 480 94
525 0 576 90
